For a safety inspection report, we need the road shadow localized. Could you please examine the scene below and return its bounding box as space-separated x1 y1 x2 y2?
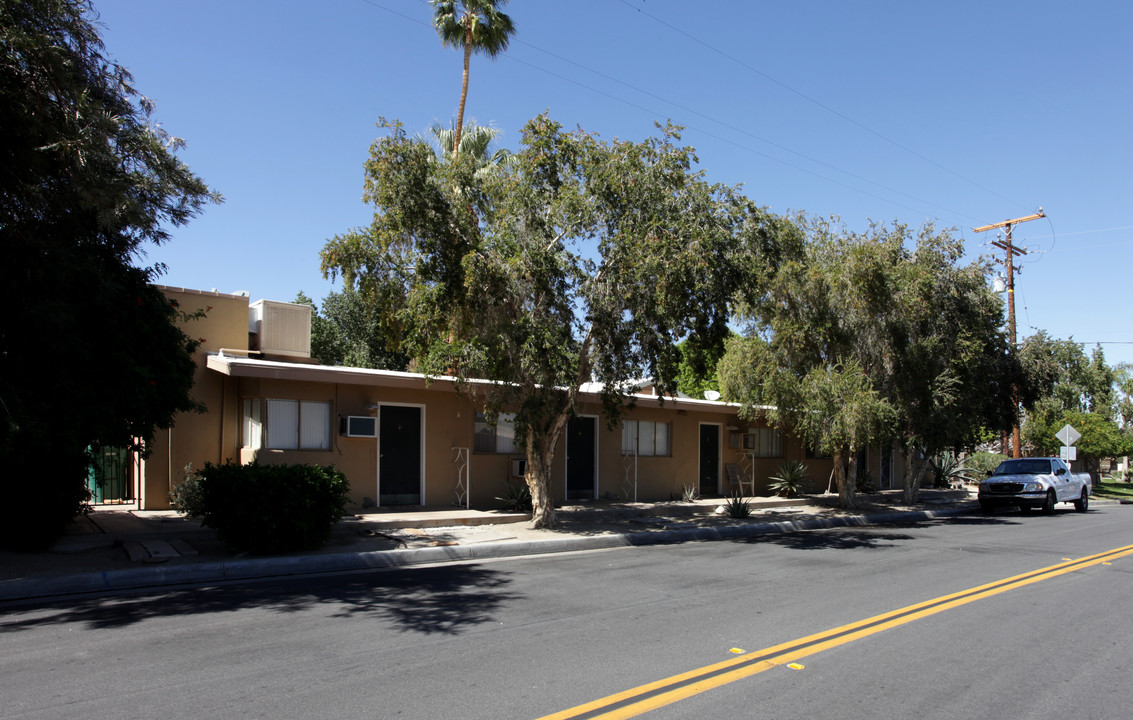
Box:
734 528 918 551
730 513 1018 551
0 563 521 635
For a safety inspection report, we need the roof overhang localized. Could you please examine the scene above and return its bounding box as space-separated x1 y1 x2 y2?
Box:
205 353 745 415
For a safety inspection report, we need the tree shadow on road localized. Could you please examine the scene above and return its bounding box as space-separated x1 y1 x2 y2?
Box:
0 563 521 635
731 514 1018 551
735 528 918 551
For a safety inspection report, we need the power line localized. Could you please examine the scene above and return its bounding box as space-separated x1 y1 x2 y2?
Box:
614 0 1032 215
504 40 969 219
498 56 938 218
373 0 972 220
1025 225 1133 240
359 0 427 27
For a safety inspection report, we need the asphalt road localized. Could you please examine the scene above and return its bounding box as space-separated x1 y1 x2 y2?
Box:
2 505 1131 719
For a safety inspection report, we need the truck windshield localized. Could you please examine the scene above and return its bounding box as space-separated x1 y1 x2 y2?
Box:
992 459 1052 475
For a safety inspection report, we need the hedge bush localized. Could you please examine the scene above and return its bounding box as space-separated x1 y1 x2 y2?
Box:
965 452 1007 479
185 462 350 554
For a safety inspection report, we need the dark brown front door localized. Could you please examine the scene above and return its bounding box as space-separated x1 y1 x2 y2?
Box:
379 405 421 505
567 416 596 500
700 425 719 495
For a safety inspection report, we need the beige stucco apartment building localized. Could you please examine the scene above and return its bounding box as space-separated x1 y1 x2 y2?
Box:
129 286 903 512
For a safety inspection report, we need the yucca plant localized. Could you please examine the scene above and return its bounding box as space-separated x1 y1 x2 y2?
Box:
767 460 810 498
682 484 700 502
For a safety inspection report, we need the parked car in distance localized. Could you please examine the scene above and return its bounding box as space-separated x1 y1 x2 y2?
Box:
978 457 1091 515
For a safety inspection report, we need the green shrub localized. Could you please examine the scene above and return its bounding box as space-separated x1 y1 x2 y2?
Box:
169 463 206 518
965 452 1007 479
767 460 810 497
195 461 350 554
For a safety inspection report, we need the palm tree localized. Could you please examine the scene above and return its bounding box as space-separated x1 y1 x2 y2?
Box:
430 0 515 159
424 119 515 177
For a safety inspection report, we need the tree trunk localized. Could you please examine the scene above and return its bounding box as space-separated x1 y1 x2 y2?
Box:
453 20 472 159
902 443 927 505
523 407 572 529
526 457 557 528
833 445 857 508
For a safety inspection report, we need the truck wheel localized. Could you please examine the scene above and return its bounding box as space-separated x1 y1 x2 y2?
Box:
1041 490 1056 515
1074 490 1089 513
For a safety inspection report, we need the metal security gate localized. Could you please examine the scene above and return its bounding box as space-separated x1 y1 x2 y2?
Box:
87 446 133 503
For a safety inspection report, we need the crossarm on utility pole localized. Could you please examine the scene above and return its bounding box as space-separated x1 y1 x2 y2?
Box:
972 211 1046 234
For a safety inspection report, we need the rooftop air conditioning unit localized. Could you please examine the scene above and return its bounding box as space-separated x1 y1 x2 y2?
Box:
249 300 311 358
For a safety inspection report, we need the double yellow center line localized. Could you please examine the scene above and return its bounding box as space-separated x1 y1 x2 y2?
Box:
538 543 1133 720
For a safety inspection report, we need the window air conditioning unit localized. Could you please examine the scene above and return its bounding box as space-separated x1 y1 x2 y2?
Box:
510 458 527 477
340 416 377 438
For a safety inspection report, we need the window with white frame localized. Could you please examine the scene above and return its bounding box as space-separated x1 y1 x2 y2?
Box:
243 399 331 450
742 428 782 457
242 399 262 449
621 420 670 457
473 412 517 454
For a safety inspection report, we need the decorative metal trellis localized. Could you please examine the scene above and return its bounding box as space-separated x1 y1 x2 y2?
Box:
452 446 470 508
621 449 638 502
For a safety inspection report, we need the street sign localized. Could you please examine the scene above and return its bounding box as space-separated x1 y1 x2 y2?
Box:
1056 424 1081 446
1060 446 1077 462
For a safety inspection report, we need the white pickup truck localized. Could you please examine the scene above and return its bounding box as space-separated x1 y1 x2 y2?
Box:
978 457 1092 514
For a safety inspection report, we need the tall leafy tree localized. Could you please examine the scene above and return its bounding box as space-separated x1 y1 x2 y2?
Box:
430 0 515 158
883 225 1016 502
1019 333 1115 416
719 217 898 508
675 334 732 400
1114 362 1133 432
1019 335 1125 476
1025 410 1133 475
321 115 779 527
0 0 218 546
720 218 1015 506
296 290 409 370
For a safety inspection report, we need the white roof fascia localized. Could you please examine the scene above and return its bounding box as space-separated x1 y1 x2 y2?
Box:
205 354 746 413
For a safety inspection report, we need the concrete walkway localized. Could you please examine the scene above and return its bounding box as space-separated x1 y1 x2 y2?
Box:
0 490 982 602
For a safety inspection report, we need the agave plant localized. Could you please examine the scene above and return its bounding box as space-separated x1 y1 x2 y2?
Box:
930 451 977 489
855 468 877 494
722 493 752 518
495 479 532 512
767 460 810 498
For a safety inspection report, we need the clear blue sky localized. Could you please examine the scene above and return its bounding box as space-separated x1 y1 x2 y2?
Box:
95 0 1133 366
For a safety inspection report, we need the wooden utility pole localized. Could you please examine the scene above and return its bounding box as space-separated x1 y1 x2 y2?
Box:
972 210 1045 459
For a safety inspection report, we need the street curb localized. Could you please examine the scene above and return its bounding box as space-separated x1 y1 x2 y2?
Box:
0 506 973 602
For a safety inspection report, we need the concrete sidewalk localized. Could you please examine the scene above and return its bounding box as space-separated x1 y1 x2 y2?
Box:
0 490 981 602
